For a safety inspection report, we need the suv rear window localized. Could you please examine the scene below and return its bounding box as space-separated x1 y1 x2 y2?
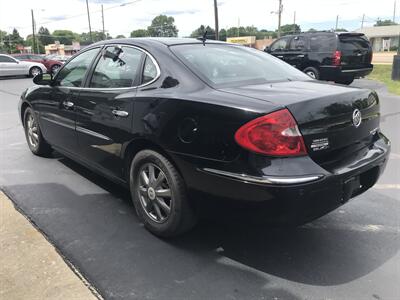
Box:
339 35 370 51
309 34 337 52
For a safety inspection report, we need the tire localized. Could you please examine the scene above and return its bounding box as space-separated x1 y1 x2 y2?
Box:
51 64 61 74
130 150 197 237
335 77 354 85
303 67 320 80
29 66 42 78
23 107 52 156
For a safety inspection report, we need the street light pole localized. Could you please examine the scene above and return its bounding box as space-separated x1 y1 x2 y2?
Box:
277 0 282 38
31 9 36 54
101 4 105 40
214 0 219 40
86 0 93 42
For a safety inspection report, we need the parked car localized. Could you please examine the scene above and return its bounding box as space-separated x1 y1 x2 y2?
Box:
0 54 46 77
19 38 390 237
265 31 373 85
45 54 71 63
13 53 63 74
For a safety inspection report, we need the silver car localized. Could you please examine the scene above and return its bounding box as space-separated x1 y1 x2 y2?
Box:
0 54 47 77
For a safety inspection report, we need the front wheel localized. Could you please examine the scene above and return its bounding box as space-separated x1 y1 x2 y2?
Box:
23 107 52 156
51 64 61 74
130 150 197 237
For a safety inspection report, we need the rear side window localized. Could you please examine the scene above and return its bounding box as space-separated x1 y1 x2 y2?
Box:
0 55 16 63
339 35 370 51
89 46 144 88
309 34 336 52
142 55 158 84
289 36 307 51
15 55 28 60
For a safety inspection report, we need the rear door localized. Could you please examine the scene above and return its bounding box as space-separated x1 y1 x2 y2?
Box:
75 45 146 179
338 34 372 69
285 35 308 69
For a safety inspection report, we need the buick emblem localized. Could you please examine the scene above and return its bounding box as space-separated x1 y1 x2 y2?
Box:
352 109 362 128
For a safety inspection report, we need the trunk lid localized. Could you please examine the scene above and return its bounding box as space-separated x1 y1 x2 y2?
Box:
220 81 380 171
338 33 373 69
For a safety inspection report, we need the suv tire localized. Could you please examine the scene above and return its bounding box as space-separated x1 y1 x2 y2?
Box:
303 67 320 80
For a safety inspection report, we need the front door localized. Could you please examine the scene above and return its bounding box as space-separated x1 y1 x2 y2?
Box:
38 47 100 154
268 36 291 63
0 55 22 76
75 45 145 179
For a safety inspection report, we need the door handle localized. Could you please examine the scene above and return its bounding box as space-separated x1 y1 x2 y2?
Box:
112 109 129 118
277 55 284 58
296 54 305 58
62 101 74 109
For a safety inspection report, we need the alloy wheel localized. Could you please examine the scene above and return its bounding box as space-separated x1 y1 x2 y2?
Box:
26 113 39 148
31 67 42 77
137 163 172 223
306 71 316 78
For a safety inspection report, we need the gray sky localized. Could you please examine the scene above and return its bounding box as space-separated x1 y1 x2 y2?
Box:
0 0 398 39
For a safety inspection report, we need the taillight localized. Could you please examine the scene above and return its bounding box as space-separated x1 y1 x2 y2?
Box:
332 50 341 66
234 109 307 157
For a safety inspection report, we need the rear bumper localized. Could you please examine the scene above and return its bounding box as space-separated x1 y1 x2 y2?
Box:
170 133 390 223
320 65 373 80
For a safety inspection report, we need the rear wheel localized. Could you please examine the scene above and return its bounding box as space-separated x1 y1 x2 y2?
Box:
29 66 42 78
335 77 354 85
23 107 52 156
130 150 197 237
303 67 320 80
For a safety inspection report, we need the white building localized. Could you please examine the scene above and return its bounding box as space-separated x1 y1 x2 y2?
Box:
354 25 400 52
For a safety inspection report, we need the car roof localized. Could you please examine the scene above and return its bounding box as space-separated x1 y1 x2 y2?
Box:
91 37 227 47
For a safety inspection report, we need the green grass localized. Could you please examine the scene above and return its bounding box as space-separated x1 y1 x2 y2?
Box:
367 64 400 95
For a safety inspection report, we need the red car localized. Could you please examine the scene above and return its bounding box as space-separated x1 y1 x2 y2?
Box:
13 54 63 74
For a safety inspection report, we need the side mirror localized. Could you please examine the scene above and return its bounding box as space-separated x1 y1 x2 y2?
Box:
33 73 53 86
264 46 271 53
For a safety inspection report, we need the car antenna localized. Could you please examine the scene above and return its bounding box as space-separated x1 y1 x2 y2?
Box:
197 30 208 46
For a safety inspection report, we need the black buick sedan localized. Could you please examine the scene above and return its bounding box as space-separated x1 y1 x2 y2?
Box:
19 38 390 237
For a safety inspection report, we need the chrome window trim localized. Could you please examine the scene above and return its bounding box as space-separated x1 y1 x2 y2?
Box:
201 168 324 185
56 44 161 91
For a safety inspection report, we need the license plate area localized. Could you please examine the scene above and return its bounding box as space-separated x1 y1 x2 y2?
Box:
341 166 380 203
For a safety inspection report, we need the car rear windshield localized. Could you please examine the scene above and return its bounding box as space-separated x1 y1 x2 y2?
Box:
309 34 337 52
170 44 310 87
339 34 370 51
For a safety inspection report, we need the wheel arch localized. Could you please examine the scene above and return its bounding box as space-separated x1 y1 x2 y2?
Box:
20 101 32 124
122 138 182 182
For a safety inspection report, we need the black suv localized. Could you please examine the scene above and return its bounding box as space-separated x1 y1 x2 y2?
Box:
265 32 373 85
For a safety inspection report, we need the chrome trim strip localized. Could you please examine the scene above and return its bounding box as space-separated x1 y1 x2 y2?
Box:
40 116 75 130
341 68 372 73
76 126 111 141
202 168 324 185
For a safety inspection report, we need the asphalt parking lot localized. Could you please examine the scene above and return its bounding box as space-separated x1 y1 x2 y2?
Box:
1 77 399 300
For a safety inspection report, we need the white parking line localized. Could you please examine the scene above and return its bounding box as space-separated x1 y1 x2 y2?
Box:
373 184 400 190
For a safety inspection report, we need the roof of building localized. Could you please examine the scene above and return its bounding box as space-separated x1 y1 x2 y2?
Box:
354 25 400 38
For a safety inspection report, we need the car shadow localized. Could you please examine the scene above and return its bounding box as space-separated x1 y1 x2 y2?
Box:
3 155 400 298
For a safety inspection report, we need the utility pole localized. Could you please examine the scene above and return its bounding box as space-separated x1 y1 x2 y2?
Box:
293 11 296 34
214 0 219 40
31 9 36 54
86 0 93 43
237 17 240 37
394 0 397 23
101 4 105 40
361 14 365 28
277 0 283 38
335 15 339 31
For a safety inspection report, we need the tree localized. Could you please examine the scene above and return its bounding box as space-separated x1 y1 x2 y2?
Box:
130 29 148 37
52 30 79 45
335 28 348 32
38 27 54 45
147 15 178 37
374 19 398 26
80 31 105 45
116 34 126 38
279 24 301 36
0 30 8 53
307 28 318 32
190 25 215 39
218 28 226 41
26 34 44 53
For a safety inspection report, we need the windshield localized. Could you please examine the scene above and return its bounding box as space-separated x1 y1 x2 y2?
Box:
171 44 311 87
